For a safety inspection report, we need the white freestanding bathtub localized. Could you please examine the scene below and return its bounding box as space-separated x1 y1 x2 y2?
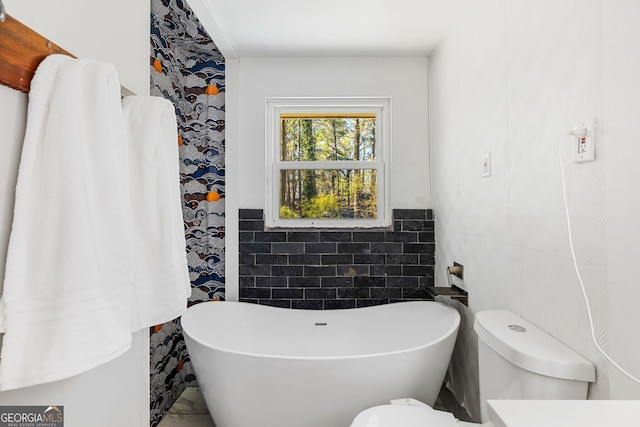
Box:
181 301 460 427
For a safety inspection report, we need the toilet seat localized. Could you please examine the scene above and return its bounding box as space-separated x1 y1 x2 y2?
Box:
350 403 465 427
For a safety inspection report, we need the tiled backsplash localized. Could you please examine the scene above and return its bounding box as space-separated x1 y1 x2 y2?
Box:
239 209 435 309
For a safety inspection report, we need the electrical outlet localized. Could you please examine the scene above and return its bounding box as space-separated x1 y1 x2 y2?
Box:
572 120 596 163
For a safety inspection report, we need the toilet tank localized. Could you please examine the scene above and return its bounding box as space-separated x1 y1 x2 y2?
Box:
474 310 595 423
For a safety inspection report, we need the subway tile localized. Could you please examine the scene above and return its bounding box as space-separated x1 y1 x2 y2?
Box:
239 264 271 276
352 231 386 242
305 288 337 300
239 231 255 243
370 288 402 299
304 265 337 276
272 288 304 299
256 276 288 288
255 254 288 265
292 299 324 310
402 220 434 232
288 276 321 287
319 231 352 242
239 209 263 219
240 287 271 299
239 242 272 254
403 243 435 254
289 254 322 265
354 276 386 288
271 265 304 277
418 231 435 243
387 254 419 265
338 287 369 299
254 231 287 243
353 254 385 265
287 231 320 242
370 265 402 276
385 231 418 242
393 209 428 220
403 265 434 277
370 242 403 254
321 254 354 265
400 221 426 232
335 277 355 287
271 242 305 254
419 276 435 287
338 242 370 254
239 276 255 288
238 207 437 310
419 254 436 265
319 277 341 288
324 299 356 310
337 265 369 276
239 220 264 231
386 276 419 287
239 253 255 266
305 243 337 254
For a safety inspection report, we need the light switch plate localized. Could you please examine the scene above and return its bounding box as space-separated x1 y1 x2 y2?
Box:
482 153 491 177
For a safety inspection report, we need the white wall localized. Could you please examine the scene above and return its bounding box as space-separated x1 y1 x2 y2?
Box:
429 0 618 419
0 1 150 425
235 57 430 209
7 0 150 95
225 57 430 300
225 59 240 301
602 0 640 399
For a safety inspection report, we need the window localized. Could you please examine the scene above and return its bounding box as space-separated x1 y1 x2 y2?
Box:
266 97 391 228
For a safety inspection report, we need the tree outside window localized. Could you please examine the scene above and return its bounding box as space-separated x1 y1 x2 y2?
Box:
266 98 390 228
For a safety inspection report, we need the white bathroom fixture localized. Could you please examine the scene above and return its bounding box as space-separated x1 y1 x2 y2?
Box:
350 310 595 427
182 301 460 427
488 399 640 427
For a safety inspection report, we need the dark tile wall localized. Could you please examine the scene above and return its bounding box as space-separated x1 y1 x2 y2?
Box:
239 209 435 309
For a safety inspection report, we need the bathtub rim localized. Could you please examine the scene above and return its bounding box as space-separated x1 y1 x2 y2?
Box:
181 300 460 362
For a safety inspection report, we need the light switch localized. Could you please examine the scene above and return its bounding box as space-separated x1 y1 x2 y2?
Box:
482 153 491 177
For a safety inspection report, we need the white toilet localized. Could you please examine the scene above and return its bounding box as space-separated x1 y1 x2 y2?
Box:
351 310 596 426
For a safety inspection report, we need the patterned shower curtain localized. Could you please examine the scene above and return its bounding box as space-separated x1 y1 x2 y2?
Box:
149 0 225 424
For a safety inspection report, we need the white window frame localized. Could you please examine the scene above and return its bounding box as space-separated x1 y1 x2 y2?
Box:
265 97 391 229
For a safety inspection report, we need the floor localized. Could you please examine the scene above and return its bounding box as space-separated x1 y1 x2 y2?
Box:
157 384 473 427
156 387 215 427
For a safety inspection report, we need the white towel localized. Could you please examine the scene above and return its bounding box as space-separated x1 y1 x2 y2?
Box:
0 54 133 390
122 96 191 331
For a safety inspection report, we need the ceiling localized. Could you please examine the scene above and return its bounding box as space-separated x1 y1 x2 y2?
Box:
187 0 462 59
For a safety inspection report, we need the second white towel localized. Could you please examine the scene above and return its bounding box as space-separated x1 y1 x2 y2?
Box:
122 96 191 331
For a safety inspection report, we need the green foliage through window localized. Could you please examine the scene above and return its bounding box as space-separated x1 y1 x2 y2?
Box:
279 114 378 220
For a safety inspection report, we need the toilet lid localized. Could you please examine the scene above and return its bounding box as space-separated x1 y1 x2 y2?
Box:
351 404 459 427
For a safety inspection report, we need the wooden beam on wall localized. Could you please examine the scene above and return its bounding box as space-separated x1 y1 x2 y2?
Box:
0 14 73 93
